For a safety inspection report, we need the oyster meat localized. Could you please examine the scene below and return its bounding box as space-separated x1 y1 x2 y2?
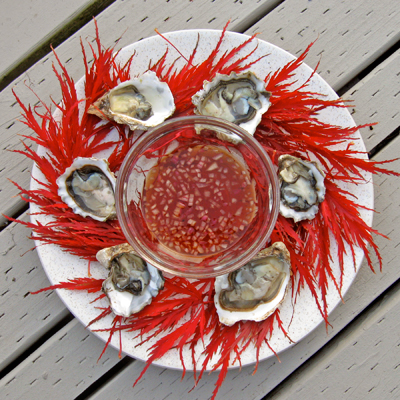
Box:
214 242 291 326
57 157 116 221
192 71 271 141
88 71 175 130
97 243 164 318
279 155 326 223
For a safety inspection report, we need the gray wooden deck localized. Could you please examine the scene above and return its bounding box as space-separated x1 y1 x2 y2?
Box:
1 1 399 399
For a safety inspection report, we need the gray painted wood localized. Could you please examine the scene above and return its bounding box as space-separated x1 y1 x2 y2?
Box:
343 49 400 152
270 284 400 399
0 214 70 371
0 0 109 83
0 0 279 226
246 0 400 92
0 319 121 399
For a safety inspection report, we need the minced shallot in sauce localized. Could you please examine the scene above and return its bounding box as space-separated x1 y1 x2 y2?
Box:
143 145 257 256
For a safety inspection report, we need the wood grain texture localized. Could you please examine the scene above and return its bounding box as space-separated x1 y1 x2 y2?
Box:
0 0 278 226
246 0 400 91
0 319 121 399
343 50 400 152
269 282 400 399
0 214 70 371
0 0 96 80
267 140 400 400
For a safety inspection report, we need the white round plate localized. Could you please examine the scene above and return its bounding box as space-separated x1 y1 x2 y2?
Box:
30 29 373 371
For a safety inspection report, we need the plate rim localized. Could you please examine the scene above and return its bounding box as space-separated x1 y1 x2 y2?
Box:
30 28 374 371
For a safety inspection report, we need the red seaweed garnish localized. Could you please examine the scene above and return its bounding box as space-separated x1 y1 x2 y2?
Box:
31 277 104 294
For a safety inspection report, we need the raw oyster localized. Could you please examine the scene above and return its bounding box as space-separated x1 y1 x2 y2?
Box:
214 242 291 326
88 71 175 130
192 71 271 140
57 157 116 221
97 243 164 318
279 155 326 223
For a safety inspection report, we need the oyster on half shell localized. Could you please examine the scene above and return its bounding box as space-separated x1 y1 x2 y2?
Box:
57 157 116 221
192 71 271 142
88 71 175 130
279 155 326 223
97 243 164 318
214 242 291 326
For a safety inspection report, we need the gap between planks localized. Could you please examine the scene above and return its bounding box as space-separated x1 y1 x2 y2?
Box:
0 0 116 91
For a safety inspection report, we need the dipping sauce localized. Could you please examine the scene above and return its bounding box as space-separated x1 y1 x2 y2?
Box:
142 144 257 256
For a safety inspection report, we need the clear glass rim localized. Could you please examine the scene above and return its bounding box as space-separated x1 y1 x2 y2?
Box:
116 116 280 278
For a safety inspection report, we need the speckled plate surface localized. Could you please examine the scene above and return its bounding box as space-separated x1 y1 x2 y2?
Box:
30 30 373 371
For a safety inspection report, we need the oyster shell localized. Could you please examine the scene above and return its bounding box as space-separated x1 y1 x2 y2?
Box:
214 242 291 326
279 155 326 223
97 243 164 318
192 71 271 140
88 71 175 130
57 157 116 221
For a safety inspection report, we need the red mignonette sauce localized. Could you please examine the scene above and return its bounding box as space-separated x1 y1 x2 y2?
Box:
143 144 257 257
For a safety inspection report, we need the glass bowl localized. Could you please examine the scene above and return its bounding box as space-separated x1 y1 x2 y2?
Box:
116 116 279 278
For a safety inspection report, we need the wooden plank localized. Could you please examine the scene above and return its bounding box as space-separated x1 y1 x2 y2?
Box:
246 0 400 91
0 319 121 399
267 280 400 399
0 0 113 87
343 49 400 152
0 0 279 226
0 213 69 371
